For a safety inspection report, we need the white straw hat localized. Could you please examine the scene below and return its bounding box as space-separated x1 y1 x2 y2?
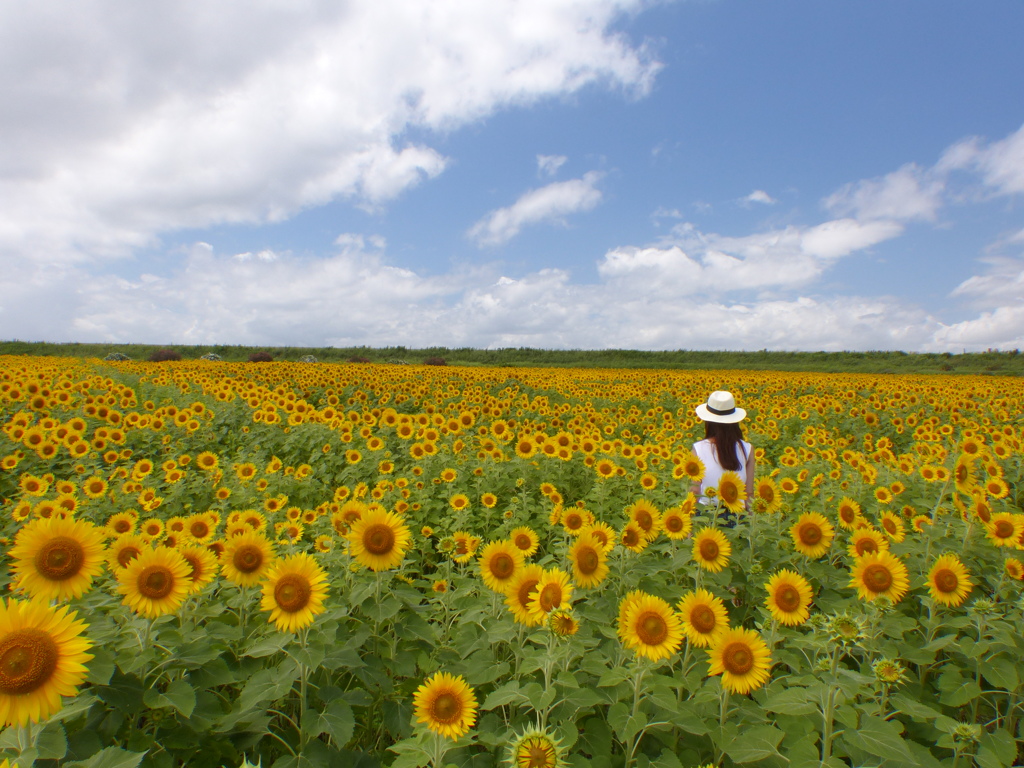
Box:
695 390 746 423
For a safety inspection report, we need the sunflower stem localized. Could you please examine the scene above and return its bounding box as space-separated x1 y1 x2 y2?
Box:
298 627 309 751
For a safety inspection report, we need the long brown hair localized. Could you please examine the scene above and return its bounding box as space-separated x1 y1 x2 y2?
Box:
704 421 747 472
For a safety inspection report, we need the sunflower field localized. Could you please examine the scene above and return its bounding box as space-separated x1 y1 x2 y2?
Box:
0 356 1022 768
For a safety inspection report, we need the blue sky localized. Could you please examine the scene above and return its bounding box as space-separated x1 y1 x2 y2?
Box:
2 1 1023 351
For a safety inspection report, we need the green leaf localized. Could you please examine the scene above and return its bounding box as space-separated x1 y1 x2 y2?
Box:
244 634 292 657
982 659 1020 692
36 721 68 760
976 729 1016 768
303 700 355 747
64 746 147 768
481 680 524 710
940 679 982 707
762 686 817 716
143 679 196 718
724 724 785 763
890 693 943 722
848 715 912 762
648 749 684 768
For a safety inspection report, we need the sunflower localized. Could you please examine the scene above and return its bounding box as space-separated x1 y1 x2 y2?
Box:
627 500 662 540
691 527 731 573
568 532 608 589
220 530 277 587
450 530 481 564
412 672 478 739
680 452 705 482
873 486 893 505
847 528 888 558
619 522 648 553
0 597 93 727
835 497 862 530
661 506 693 540
953 455 978 495
139 518 165 541
185 513 217 544
9 517 106 602
763 570 814 626
548 609 579 638
117 546 192 618
478 540 524 593
677 589 729 648
561 508 592 535
617 592 683 661
878 511 906 543
789 512 835 559
984 476 1009 500
347 508 412 572
752 477 782 514
449 494 470 512
1003 557 1024 581
927 554 973 608
706 627 772 694
985 513 1022 547
510 526 540 558
850 551 909 604
582 521 617 552
260 553 329 632
715 472 747 514
104 511 137 538
178 545 220 594
106 534 150 571
508 728 567 768
195 451 219 471
527 569 573 624
506 564 546 626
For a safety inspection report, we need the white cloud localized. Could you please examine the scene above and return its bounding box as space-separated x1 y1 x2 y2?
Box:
938 122 1024 196
800 218 904 259
537 154 568 177
467 172 604 246
742 189 777 205
823 164 943 222
0 1 658 265
950 255 1024 308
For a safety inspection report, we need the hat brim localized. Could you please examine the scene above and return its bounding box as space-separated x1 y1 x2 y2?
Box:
695 404 746 423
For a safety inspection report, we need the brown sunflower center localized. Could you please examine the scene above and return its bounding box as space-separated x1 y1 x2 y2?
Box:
774 584 801 612
0 628 60 695
994 521 1014 539
698 539 719 561
234 544 265 573
514 534 532 550
431 691 461 723
182 554 201 580
517 579 540 609
634 511 653 531
114 520 132 533
622 528 640 547
34 536 86 581
489 553 515 580
274 574 312 612
138 565 175 599
565 514 583 530
882 519 897 534
722 641 754 675
117 546 142 568
538 583 561 613
665 515 683 533
690 604 717 634
521 739 554 768
933 568 959 594
798 524 822 545
576 547 599 575
363 523 395 555
759 487 776 503
839 507 855 523
862 563 893 593
856 538 878 556
720 483 738 503
636 611 668 646
190 521 210 538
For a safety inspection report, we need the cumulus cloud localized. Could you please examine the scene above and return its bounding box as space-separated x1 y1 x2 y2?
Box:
537 154 568 177
467 172 604 246
742 189 777 205
0 0 658 264
824 164 943 222
938 122 1024 196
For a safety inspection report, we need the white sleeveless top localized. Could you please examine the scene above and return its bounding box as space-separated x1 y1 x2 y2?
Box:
693 439 750 505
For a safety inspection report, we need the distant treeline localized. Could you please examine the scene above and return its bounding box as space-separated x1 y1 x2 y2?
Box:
1 340 1022 376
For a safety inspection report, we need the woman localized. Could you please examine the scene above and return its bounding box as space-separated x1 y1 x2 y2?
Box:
691 391 755 514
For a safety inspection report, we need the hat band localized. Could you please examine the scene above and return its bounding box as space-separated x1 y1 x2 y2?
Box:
707 405 735 416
